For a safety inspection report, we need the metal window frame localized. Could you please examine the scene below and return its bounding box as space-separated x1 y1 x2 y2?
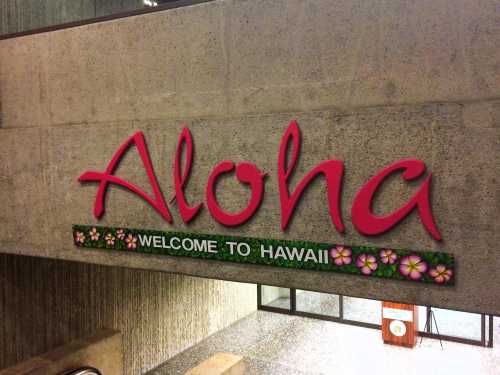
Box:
257 285 494 348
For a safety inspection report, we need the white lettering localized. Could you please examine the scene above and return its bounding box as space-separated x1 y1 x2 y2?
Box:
152 236 162 248
194 239 208 252
285 246 305 261
182 238 194 251
207 240 218 253
274 246 287 260
236 242 251 256
304 249 319 263
261 244 273 258
227 241 237 255
170 237 181 250
138 235 152 247
161 237 170 249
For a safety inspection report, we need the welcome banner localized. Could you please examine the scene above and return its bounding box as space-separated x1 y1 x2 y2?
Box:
73 225 454 285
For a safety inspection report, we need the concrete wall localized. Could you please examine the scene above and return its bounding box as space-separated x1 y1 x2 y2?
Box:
0 330 123 375
0 253 256 374
0 0 499 315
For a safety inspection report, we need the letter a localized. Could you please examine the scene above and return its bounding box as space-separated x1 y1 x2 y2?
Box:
78 131 172 222
351 159 441 240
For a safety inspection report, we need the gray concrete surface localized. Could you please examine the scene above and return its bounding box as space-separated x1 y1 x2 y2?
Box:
0 0 499 315
148 310 500 375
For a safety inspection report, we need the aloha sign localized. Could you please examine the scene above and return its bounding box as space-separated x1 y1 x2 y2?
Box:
75 121 454 285
73 225 454 285
78 121 441 240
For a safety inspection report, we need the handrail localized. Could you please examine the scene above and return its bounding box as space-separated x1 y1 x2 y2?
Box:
62 368 102 375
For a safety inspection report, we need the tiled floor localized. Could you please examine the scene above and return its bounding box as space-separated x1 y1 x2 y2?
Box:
148 310 500 375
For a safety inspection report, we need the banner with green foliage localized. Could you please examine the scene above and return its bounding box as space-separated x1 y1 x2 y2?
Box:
73 225 454 285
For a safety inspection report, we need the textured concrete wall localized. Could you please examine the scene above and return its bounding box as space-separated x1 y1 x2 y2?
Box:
0 330 123 375
0 0 499 315
0 253 256 374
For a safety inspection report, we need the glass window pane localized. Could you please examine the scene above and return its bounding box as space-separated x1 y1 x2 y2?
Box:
430 307 482 340
296 290 340 317
343 296 381 324
1 0 168 37
486 316 490 345
418 306 428 331
260 285 291 310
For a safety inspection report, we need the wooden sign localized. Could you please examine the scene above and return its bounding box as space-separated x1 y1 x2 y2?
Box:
382 301 419 347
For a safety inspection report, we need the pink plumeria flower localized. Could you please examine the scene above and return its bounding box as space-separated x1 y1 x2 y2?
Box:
330 245 352 266
75 231 86 245
379 249 397 264
399 255 428 280
116 229 125 240
89 227 100 241
125 234 137 250
429 265 453 284
356 254 378 275
105 233 115 246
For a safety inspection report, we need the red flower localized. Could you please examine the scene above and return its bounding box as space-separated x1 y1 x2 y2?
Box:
125 234 137 250
429 265 453 284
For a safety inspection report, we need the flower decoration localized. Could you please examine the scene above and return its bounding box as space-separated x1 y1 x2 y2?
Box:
399 255 428 280
356 254 378 275
429 265 453 284
89 227 100 241
105 233 115 246
379 249 397 264
330 245 352 265
75 231 86 245
125 234 138 250
72 225 455 285
116 229 125 240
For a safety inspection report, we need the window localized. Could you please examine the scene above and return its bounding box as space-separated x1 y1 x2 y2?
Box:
258 285 493 347
343 296 381 325
296 290 340 318
428 307 483 341
0 0 213 39
259 285 291 310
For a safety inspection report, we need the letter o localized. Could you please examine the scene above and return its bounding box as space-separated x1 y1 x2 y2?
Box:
237 243 251 256
182 238 194 251
206 161 266 227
